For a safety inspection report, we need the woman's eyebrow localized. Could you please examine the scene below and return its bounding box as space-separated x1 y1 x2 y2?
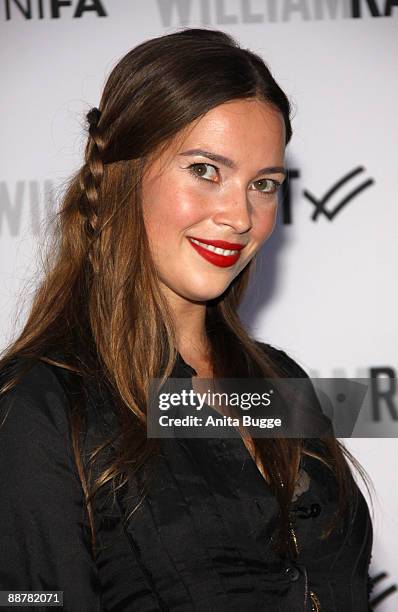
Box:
179 148 286 177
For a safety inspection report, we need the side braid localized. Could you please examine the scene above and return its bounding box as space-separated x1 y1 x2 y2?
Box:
78 107 106 238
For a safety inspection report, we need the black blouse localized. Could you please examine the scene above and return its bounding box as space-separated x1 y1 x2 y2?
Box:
0 343 373 611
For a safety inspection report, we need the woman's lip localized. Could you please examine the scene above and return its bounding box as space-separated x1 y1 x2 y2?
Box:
188 236 246 250
187 237 242 268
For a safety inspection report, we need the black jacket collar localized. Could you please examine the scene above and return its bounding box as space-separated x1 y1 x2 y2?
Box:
173 352 197 378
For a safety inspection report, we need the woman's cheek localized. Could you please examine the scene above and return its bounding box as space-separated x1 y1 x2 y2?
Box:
252 207 278 243
174 191 211 225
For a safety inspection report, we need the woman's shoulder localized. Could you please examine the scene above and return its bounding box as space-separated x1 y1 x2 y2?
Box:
0 356 73 441
0 353 119 448
254 339 310 378
254 340 335 437
0 357 82 503
0 355 69 406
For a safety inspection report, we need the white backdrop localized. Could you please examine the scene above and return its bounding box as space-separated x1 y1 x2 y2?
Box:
1 1 397 608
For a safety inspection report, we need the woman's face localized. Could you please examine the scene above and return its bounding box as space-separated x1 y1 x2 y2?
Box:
141 98 286 305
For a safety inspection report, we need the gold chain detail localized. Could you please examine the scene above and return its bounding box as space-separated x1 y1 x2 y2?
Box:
289 521 299 557
310 590 321 611
290 521 322 610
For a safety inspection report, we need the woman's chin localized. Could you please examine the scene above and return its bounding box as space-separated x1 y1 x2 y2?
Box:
181 283 231 303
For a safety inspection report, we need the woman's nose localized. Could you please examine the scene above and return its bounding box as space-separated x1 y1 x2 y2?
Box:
212 193 253 234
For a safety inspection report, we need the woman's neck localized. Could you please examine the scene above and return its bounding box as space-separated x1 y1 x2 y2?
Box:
162 285 210 365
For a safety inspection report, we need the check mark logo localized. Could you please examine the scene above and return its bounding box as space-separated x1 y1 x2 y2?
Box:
369 571 398 608
304 166 374 221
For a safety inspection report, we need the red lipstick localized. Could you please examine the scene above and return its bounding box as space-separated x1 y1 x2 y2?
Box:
187 236 245 268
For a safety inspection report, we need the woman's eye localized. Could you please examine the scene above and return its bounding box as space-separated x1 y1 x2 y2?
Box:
251 178 281 195
188 163 219 182
187 164 281 196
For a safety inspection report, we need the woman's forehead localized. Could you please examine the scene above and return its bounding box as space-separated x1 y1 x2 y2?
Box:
147 99 285 173
180 99 283 142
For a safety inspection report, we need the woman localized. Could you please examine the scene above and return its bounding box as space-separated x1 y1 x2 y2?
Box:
0 28 374 611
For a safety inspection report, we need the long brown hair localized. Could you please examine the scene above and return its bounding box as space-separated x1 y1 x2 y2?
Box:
0 27 372 559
